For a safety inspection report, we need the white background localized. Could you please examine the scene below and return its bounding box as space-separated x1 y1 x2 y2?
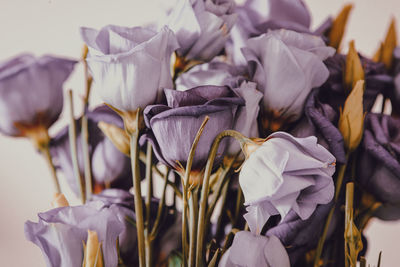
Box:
0 0 400 266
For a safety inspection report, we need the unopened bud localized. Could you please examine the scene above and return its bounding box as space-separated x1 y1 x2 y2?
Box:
373 18 397 70
98 121 130 156
345 40 364 92
329 4 353 51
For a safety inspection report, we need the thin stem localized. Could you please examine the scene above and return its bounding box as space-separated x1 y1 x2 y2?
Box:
188 189 199 267
145 142 153 267
41 144 61 193
81 115 92 201
345 182 354 267
150 168 170 238
196 130 249 267
130 129 146 267
68 89 85 204
182 116 209 267
313 155 349 267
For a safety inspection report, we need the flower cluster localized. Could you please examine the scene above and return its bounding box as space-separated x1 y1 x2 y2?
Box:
0 0 399 266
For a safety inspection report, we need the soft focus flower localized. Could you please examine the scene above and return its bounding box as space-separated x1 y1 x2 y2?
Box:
291 88 346 164
0 54 76 138
357 113 400 205
142 86 243 178
218 231 290 267
239 132 335 233
81 25 179 111
226 0 312 64
242 29 335 132
25 201 124 267
50 105 132 195
166 0 237 61
321 53 393 111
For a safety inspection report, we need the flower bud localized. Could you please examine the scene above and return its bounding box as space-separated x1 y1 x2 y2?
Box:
328 4 353 51
51 193 69 208
98 121 130 156
345 41 364 92
83 230 104 267
339 80 365 151
373 18 397 69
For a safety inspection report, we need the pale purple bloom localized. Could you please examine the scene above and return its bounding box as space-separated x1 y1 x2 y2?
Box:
25 201 124 267
81 25 179 111
0 54 76 136
219 231 290 267
166 0 237 61
239 132 335 233
50 106 132 195
242 29 335 129
357 114 400 207
226 0 311 64
291 89 346 164
142 86 244 172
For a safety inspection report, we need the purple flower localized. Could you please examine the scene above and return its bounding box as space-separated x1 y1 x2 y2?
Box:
357 114 400 205
142 86 244 176
290 88 346 164
242 29 335 131
25 201 124 267
81 25 179 111
239 132 335 233
226 0 312 64
166 0 237 61
0 54 76 136
321 53 393 111
50 105 132 195
219 231 290 267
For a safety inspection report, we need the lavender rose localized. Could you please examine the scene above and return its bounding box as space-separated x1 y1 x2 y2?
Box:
141 86 244 179
81 25 179 111
239 132 335 233
242 29 335 132
50 105 132 195
219 231 290 267
0 54 76 136
25 201 124 267
166 0 237 61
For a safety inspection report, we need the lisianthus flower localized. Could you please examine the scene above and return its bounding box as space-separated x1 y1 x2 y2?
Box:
242 29 335 132
226 0 312 65
141 86 243 182
357 114 400 206
81 25 179 112
25 201 124 267
0 54 76 137
166 0 237 61
239 132 335 233
291 88 346 164
50 105 132 195
321 53 393 112
218 231 290 267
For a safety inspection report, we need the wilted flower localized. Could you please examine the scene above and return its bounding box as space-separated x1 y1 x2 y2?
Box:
291 88 346 164
242 29 335 132
239 132 335 233
218 231 290 267
357 113 400 205
25 201 124 267
81 25 179 112
0 54 76 141
166 0 237 61
142 86 243 182
50 105 132 195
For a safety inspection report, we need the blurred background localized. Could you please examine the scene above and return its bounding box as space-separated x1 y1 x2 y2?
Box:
0 0 399 266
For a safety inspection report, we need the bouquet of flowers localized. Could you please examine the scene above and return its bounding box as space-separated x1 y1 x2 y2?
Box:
2 0 399 266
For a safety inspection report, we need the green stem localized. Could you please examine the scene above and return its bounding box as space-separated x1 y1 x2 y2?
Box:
196 130 250 267
188 189 199 267
182 116 209 267
41 144 61 194
68 89 85 204
81 115 92 201
150 168 170 238
129 130 146 267
313 155 349 267
145 142 153 267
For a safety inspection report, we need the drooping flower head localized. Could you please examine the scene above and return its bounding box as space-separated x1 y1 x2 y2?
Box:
239 132 335 233
242 29 335 133
0 54 76 141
